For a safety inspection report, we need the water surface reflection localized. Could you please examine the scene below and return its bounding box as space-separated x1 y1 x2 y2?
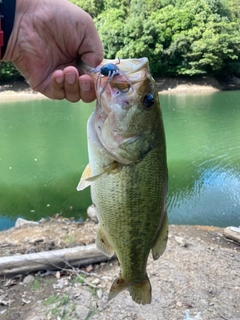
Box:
0 91 240 229
162 91 240 227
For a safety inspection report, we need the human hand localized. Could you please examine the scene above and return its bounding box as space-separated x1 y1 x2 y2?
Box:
3 0 103 102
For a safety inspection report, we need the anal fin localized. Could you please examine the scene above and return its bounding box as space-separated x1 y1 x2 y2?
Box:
151 212 168 260
96 226 115 257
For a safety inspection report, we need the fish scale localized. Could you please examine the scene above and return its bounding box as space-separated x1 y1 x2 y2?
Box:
93 146 166 276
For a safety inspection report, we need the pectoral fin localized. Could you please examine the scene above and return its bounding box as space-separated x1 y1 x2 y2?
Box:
77 161 122 191
102 161 122 174
76 163 92 191
96 226 115 257
151 212 168 260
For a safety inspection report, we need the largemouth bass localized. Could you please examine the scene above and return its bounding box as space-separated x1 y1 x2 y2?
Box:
78 58 168 305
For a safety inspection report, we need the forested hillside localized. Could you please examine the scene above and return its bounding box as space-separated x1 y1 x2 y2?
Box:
1 0 240 81
73 0 240 76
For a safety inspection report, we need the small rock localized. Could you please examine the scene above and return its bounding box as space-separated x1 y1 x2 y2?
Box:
23 275 35 284
0 310 7 315
22 298 31 304
92 278 100 285
223 226 240 243
87 204 98 223
97 289 103 299
85 265 93 273
102 276 112 281
15 217 39 228
176 301 183 307
53 278 69 289
174 236 188 247
75 305 90 319
0 298 10 306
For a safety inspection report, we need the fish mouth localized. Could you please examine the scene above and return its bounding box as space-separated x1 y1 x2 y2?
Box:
78 57 149 108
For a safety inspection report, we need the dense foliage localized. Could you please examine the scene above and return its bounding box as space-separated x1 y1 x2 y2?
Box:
93 0 240 76
1 0 240 81
0 62 24 82
73 0 240 76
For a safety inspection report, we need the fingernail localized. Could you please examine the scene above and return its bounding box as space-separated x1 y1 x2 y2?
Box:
66 73 75 84
80 80 90 91
56 77 64 84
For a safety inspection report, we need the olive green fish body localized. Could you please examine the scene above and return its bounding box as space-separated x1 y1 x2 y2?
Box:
78 58 168 305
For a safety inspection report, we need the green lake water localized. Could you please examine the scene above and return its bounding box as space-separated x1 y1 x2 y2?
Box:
0 91 240 230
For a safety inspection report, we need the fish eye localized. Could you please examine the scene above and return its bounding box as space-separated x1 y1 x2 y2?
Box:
143 94 154 108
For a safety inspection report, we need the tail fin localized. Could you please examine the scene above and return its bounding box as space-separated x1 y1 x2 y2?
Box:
108 274 152 305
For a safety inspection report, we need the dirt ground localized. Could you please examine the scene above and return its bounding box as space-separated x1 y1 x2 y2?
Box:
0 219 239 320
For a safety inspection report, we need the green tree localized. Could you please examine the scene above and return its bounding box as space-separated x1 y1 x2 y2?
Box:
70 0 104 17
95 7 126 57
186 20 240 75
0 62 23 83
103 0 130 10
227 0 240 20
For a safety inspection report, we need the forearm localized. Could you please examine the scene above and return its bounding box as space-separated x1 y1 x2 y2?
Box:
0 0 16 60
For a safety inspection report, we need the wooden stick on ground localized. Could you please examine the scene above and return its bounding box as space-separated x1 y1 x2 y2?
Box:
0 244 112 276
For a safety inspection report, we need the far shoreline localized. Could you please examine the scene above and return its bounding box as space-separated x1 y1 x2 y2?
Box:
1 75 240 101
0 81 47 101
